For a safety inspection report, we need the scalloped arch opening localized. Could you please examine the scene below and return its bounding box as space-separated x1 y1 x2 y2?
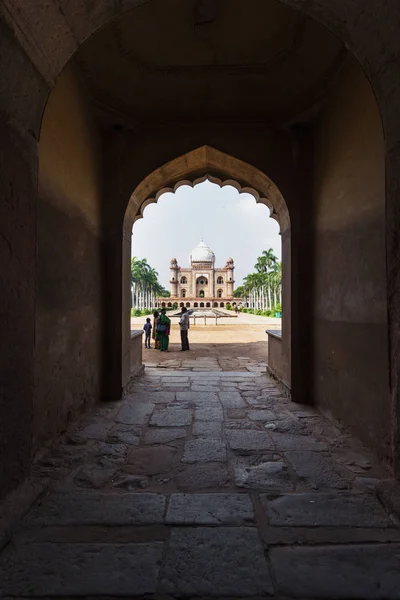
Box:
125 146 290 234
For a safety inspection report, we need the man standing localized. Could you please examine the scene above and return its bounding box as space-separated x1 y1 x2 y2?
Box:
179 307 190 351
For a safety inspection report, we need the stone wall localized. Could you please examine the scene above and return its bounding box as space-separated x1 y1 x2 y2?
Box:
313 57 390 459
35 63 103 452
0 17 48 498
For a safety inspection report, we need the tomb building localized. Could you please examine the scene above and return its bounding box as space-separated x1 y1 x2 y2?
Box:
160 241 236 308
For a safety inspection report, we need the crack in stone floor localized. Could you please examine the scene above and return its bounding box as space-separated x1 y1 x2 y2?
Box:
2 359 400 598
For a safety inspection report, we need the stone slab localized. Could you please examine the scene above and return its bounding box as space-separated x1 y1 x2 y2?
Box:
270 432 328 451
73 464 118 489
27 492 166 525
266 416 309 435
92 441 128 459
192 421 221 437
175 463 231 490
176 391 220 404
264 492 395 527
126 391 175 405
107 425 141 445
144 428 187 444
116 402 155 425
226 430 275 452
125 446 176 475
182 439 227 463
161 527 273 596
150 407 192 427
286 451 352 490
191 386 221 392
0 542 163 597
71 421 113 442
270 544 400 599
247 409 276 421
166 493 254 525
235 458 293 492
195 407 223 421
225 419 260 430
219 391 246 408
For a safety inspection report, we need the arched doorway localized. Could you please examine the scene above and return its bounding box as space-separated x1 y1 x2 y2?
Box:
1 0 397 501
124 146 290 397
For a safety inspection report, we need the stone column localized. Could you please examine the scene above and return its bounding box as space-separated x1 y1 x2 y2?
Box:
192 271 197 297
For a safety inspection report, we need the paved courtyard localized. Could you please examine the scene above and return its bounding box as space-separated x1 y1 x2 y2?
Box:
1 358 400 598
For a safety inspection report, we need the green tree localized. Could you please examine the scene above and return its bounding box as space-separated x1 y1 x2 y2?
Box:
234 286 245 298
242 249 281 312
131 257 166 309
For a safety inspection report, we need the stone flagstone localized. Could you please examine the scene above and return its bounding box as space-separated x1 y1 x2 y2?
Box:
161 527 273 596
263 492 395 527
182 439 227 463
27 492 166 525
0 542 163 597
166 493 254 524
150 407 192 427
270 544 400 599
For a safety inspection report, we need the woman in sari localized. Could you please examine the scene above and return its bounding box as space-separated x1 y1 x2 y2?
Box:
153 310 160 350
158 308 171 351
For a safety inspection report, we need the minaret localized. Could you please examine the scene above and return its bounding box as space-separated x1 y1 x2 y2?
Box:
226 258 235 297
169 258 179 297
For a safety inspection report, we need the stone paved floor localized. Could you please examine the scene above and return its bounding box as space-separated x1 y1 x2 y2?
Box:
2 359 400 598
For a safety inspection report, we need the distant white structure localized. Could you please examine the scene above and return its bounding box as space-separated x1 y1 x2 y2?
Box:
157 241 237 309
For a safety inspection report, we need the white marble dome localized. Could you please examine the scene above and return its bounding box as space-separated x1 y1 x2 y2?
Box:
190 240 215 263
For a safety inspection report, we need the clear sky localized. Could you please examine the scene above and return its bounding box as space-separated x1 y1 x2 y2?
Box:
132 180 281 289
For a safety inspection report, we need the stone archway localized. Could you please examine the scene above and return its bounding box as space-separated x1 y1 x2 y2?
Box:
1 0 400 498
123 145 291 393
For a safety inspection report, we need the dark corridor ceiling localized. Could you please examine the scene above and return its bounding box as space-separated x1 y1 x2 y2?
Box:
74 0 345 129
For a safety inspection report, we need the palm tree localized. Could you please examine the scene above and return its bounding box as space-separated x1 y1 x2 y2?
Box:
242 249 281 311
254 248 276 309
131 257 165 310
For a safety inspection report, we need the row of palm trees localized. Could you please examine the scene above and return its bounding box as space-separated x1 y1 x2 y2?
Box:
131 257 170 310
240 249 282 311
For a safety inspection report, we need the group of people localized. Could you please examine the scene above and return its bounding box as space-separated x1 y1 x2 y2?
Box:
143 306 190 352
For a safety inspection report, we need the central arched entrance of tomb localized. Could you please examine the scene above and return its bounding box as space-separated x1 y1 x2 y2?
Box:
122 146 291 395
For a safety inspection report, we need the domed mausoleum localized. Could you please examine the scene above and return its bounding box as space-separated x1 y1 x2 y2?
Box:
159 241 235 308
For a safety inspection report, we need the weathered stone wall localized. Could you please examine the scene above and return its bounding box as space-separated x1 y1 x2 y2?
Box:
0 17 49 498
313 57 390 458
35 63 103 452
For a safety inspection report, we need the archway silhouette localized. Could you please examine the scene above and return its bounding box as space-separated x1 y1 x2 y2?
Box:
2 0 399 500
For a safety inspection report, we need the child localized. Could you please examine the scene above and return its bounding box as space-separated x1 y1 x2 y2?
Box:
143 317 152 348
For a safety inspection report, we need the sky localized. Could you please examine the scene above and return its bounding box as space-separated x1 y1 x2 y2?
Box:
132 179 281 289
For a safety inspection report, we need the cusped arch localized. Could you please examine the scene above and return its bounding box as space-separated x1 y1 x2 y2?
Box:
125 146 290 234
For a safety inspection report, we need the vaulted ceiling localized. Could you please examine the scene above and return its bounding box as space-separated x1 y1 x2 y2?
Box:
74 0 345 129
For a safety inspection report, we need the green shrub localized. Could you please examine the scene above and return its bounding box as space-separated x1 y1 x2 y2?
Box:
226 303 232 310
